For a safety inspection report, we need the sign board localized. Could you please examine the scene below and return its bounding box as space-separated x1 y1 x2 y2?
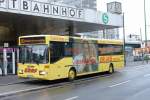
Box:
0 0 84 20
96 11 123 27
102 13 109 24
4 43 9 47
107 2 122 14
20 37 46 44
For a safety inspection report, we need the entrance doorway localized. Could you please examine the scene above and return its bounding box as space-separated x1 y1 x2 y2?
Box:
0 47 19 75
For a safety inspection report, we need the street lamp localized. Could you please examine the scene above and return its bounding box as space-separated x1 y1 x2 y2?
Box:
144 0 147 47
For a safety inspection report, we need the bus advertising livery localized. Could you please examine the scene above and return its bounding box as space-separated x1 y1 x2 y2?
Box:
18 35 124 81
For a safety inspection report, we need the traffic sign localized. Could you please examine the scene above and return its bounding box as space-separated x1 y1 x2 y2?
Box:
102 13 109 24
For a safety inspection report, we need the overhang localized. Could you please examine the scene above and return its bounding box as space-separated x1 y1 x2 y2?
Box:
0 0 123 34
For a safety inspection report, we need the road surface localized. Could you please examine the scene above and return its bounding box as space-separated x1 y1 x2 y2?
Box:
1 64 150 100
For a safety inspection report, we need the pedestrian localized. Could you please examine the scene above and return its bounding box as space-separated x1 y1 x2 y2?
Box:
142 53 145 64
144 54 149 64
0 58 3 76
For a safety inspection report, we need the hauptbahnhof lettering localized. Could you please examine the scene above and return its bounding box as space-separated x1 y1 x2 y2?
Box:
0 0 84 19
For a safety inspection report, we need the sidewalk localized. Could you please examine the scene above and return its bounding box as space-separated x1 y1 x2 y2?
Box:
125 55 150 67
125 61 150 67
0 75 34 86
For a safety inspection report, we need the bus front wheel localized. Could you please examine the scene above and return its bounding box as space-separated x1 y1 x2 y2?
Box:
68 69 76 81
108 64 114 74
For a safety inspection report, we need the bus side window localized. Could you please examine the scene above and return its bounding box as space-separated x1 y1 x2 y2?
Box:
64 42 72 56
50 42 73 63
98 44 123 55
50 42 65 63
98 44 104 55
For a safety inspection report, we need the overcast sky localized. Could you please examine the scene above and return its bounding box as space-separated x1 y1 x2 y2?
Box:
97 0 150 40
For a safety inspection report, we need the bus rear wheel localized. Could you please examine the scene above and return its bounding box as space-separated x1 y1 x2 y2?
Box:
108 64 114 74
68 69 76 81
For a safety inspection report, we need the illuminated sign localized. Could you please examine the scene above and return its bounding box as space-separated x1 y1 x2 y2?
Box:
20 37 45 44
102 13 109 24
0 0 84 19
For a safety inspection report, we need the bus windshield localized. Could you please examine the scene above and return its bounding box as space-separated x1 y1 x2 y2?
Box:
19 45 49 64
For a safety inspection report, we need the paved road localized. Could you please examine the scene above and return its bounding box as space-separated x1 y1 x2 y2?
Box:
1 64 150 100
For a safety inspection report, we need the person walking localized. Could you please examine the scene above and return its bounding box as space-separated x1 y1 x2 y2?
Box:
144 54 149 64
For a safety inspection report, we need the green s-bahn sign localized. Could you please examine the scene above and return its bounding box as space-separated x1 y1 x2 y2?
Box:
102 13 109 24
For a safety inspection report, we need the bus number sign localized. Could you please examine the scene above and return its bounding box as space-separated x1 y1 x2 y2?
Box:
20 37 46 44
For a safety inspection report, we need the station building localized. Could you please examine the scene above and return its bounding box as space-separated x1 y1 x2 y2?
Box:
0 0 123 75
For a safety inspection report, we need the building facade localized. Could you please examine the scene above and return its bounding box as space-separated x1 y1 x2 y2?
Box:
0 0 123 75
97 28 120 39
52 0 97 10
125 34 142 62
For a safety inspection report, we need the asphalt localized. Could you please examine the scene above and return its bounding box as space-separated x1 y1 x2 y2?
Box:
1 63 150 100
0 60 148 86
0 61 149 99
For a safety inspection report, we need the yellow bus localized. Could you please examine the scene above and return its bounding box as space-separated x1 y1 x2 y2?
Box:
18 35 124 80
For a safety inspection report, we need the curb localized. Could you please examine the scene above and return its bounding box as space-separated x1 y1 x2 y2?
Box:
0 74 112 98
0 80 36 86
0 81 70 98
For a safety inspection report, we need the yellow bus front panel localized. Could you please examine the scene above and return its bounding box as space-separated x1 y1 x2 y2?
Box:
18 63 50 80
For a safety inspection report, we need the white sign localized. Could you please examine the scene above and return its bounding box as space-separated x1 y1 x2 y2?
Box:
0 0 84 19
107 2 122 14
4 43 9 47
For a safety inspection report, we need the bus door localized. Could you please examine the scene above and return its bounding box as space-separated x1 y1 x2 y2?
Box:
50 41 72 78
50 42 66 78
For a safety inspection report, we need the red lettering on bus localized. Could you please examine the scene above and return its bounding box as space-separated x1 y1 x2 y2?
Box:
74 58 96 65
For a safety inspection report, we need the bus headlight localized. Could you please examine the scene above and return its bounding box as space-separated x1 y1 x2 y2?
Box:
39 71 48 75
18 69 23 74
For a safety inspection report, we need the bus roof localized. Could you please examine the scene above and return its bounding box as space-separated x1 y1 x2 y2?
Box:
97 39 123 45
19 35 123 45
19 35 50 38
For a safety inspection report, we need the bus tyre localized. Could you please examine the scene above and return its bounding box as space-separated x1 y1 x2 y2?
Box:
68 69 76 81
108 64 114 74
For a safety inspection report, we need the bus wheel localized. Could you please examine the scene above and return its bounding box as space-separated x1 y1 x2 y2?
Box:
68 69 76 81
108 64 114 74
